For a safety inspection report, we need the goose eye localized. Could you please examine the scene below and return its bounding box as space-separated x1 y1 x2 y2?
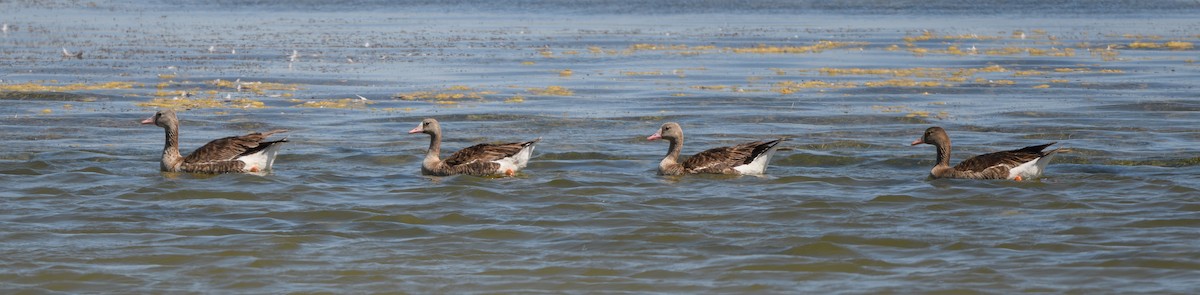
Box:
423 122 430 126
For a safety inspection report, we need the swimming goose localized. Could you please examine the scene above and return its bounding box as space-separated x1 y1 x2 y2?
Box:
408 118 539 176
911 126 1059 181
142 109 287 174
647 122 785 176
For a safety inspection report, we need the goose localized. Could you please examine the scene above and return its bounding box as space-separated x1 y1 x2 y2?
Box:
912 126 1060 181
647 122 785 176
408 118 539 176
142 109 287 174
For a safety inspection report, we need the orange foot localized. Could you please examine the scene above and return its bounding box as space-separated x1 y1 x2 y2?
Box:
249 166 260 173
1013 175 1023 182
505 169 515 176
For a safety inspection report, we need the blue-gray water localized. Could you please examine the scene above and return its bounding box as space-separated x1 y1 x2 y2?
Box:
2 0 1200 293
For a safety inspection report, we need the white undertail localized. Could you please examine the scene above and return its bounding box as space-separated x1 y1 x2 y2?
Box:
492 142 537 174
733 145 781 175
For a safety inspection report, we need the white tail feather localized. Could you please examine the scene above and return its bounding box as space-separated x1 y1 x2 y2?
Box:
237 142 285 172
493 142 537 174
733 145 780 175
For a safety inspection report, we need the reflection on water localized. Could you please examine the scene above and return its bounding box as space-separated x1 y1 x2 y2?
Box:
2 0 1200 293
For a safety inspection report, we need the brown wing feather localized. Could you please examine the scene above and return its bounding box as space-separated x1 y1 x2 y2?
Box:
443 139 538 167
683 141 766 174
954 142 1056 173
182 129 287 164
179 161 246 174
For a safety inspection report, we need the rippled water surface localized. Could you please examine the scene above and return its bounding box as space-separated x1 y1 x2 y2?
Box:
3 0 1200 293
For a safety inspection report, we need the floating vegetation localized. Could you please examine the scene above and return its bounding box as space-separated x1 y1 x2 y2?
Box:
1165 41 1194 50
691 85 729 91
1033 84 1051 89
527 86 573 96
293 98 373 109
626 44 717 56
210 79 300 96
1012 70 1046 77
728 41 867 54
1128 41 1161 49
621 71 663 76
864 79 944 88
504 95 525 103
394 86 495 102
0 81 135 92
137 97 227 109
872 105 948 119
902 31 1001 45
773 81 856 94
137 91 265 109
558 69 573 77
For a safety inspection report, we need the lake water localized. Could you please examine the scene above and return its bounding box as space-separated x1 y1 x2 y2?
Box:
2 0 1200 293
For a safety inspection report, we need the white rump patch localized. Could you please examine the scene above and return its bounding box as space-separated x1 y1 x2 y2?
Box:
237 142 285 173
733 145 780 176
492 143 537 175
1006 152 1058 180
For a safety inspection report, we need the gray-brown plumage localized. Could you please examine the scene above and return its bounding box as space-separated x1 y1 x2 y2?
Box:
912 126 1060 181
647 122 784 176
408 118 539 176
142 109 287 174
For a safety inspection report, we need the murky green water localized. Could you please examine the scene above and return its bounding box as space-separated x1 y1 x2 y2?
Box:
2 0 1199 293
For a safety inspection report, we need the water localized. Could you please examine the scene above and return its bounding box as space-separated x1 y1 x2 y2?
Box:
3 0 1200 293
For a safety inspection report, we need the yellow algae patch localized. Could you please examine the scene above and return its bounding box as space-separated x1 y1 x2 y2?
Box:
157 74 177 80
1033 84 1051 89
40 108 52 114
588 46 603 54
211 80 301 96
728 41 867 54
228 98 265 108
1099 69 1124 73
372 107 415 113
691 85 729 91
0 81 135 92
527 86 573 96
872 105 908 113
989 80 1016 86
1128 41 1162 49
672 93 688 97
521 61 536 65
394 86 492 102
1012 70 1045 77
1050 79 1069 83
1026 47 1075 57
863 79 943 88
770 68 787 75
504 96 525 103
902 31 1000 45
621 71 662 76
773 81 856 94
561 50 579 55
1054 68 1088 73
627 44 717 53
137 97 226 109
983 47 1025 55
819 67 949 78
558 69 573 77
1165 41 1194 50
294 98 373 109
